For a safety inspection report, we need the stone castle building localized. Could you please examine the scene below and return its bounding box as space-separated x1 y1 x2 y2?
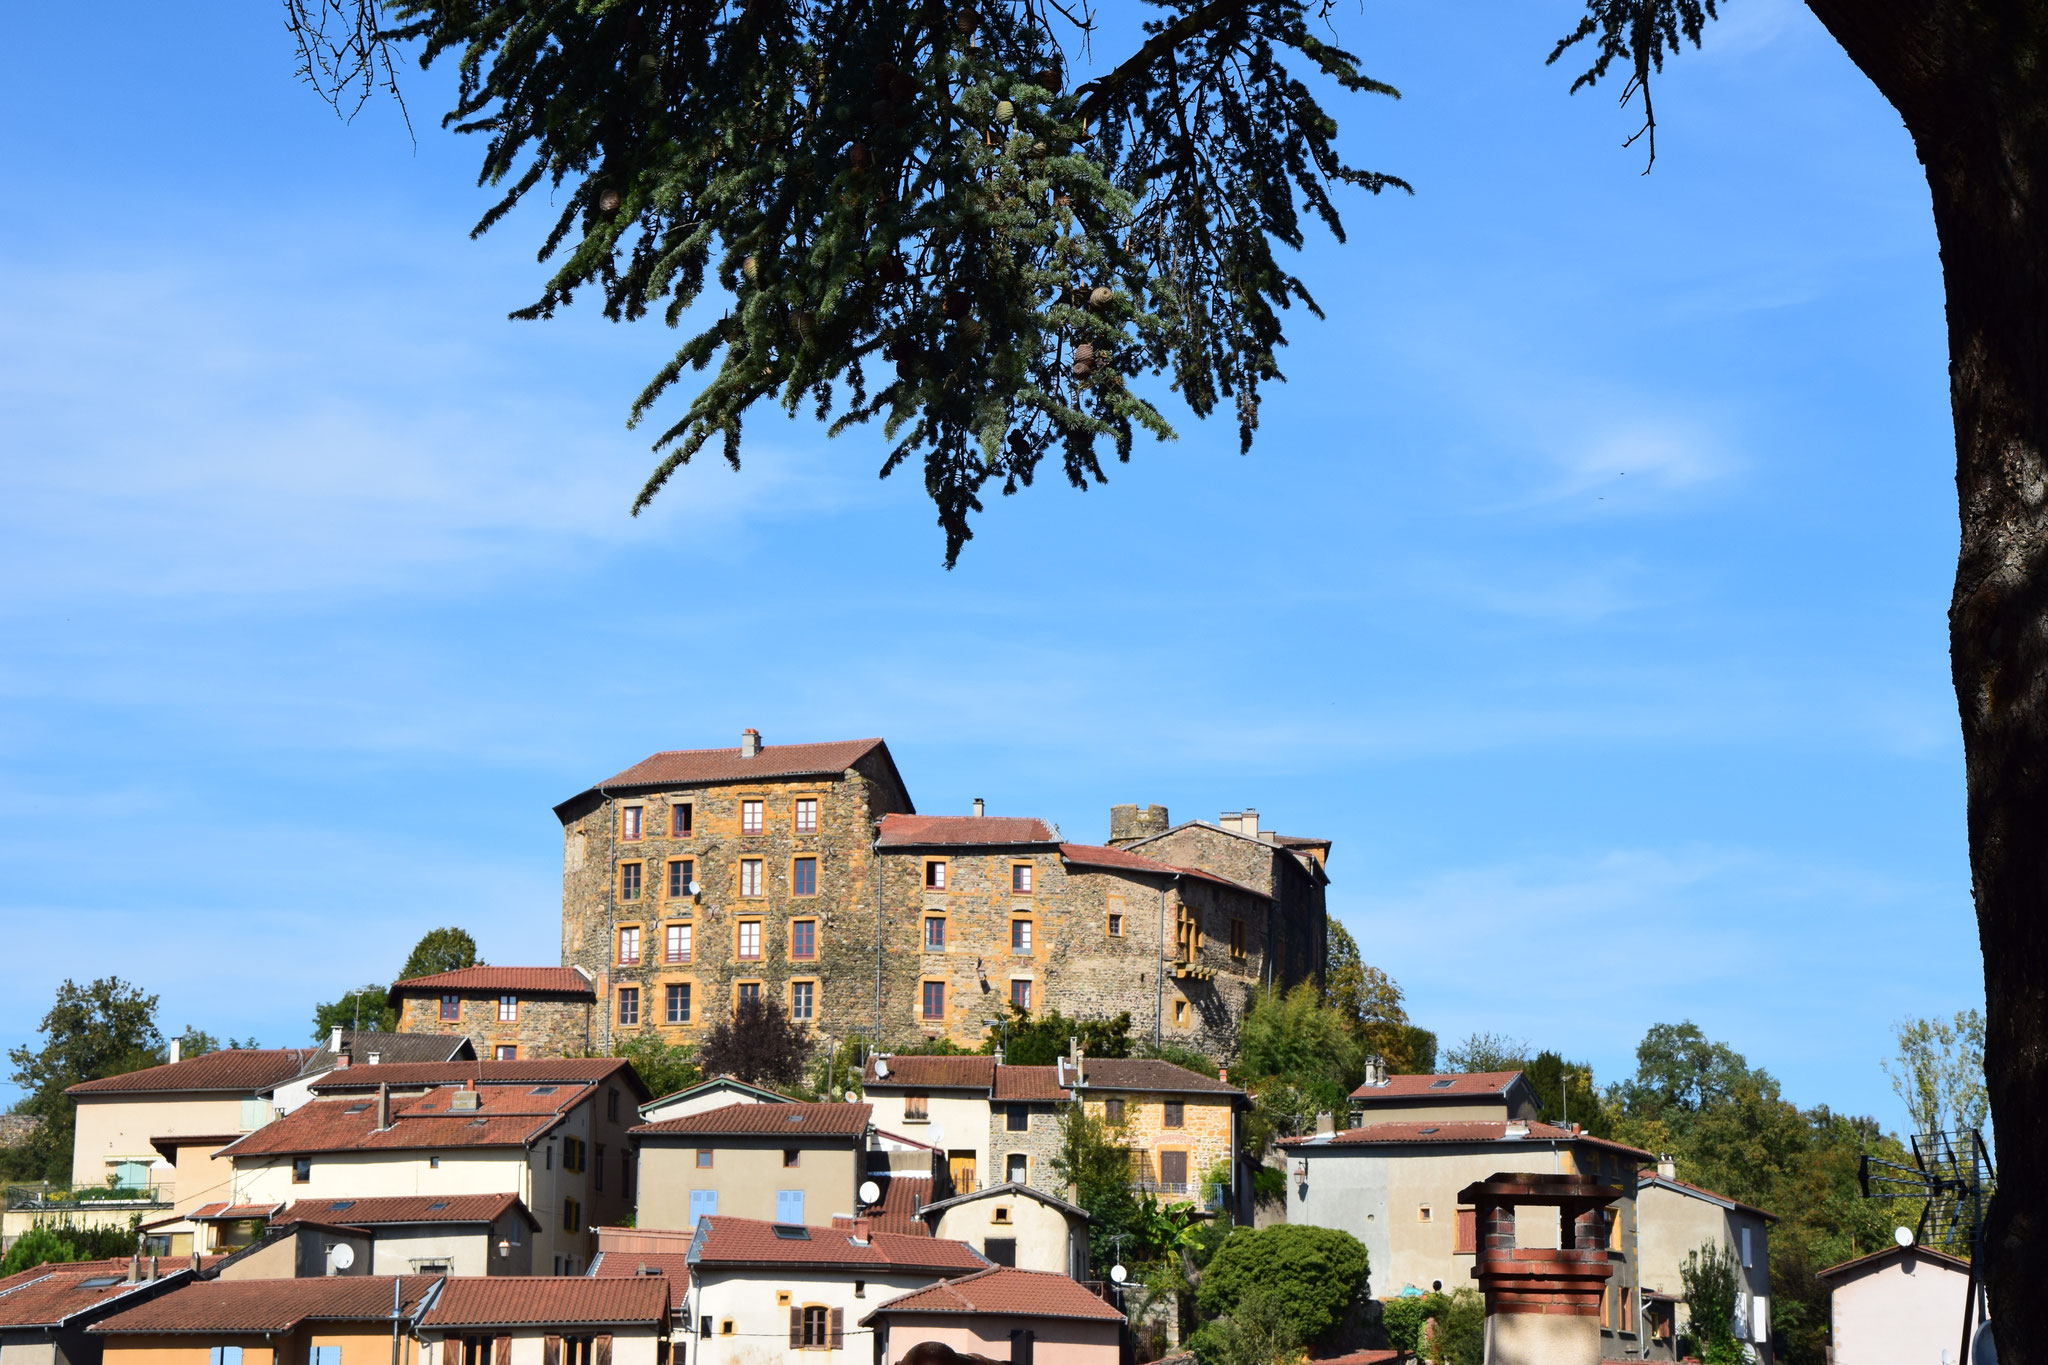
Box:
552 731 1330 1058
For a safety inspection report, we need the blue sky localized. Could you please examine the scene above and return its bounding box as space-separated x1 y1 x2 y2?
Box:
0 1 1974 1126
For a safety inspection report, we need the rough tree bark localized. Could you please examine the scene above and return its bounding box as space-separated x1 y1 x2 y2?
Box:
1801 1 2048 1355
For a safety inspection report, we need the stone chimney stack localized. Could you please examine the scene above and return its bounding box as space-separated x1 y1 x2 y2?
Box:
740 727 763 758
1107 804 1170 846
973 798 985 817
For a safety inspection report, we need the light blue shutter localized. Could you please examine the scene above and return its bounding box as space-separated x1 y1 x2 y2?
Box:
776 1191 804 1224
241 1097 270 1130
114 1161 149 1191
211 1348 244 1365
689 1190 718 1227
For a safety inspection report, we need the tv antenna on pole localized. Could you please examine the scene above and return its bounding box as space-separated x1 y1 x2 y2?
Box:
1860 1128 1995 1365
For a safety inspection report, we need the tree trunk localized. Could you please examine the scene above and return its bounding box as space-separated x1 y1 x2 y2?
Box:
1800 2 2048 1357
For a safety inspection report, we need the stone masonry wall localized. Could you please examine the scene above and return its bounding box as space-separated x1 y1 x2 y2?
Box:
394 993 595 1059
1131 825 1327 994
1079 1092 1235 1198
987 1100 1066 1195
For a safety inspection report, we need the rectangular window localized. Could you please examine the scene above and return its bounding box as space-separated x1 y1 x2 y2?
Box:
924 860 947 890
794 799 818 833
737 921 762 959
672 802 692 836
440 993 461 1021
740 859 763 897
1159 1151 1188 1192
620 862 642 901
791 919 817 959
921 980 945 1020
1164 1101 1185 1128
292 1156 312 1183
1107 913 1123 937
741 800 763 834
668 858 695 899
984 1238 1018 1268
1007 1104 1029 1132
1231 919 1246 958
496 1044 518 1060
1741 1227 1752 1268
1005 1154 1028 1183
563 1197 581 1232
1011 863 1033 894
777 1190 805 1223
498 995 518 1022
1011 919 1033 952
1173 999 1189 1026
618 926 641 966
792 856 818 897
924 916 946 951
666 983 692 1024
311 1349 341 1365
784 1149 801 1168
1011 979 1032 1011
697 1149 714 1168
801 1305 829 1348
904 1093 929 1122
621 806 643 840
790 981 814 1021
618 988 640 1027
1105 1097 1125 1124
666 922 693 963
737 981 762 1007
211 1349 244 1365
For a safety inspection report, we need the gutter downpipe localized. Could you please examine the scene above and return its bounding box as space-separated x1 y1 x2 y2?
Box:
874 824 885 1047
391 1272 402 1365
596 781 617 1053
1154 874 1179 1049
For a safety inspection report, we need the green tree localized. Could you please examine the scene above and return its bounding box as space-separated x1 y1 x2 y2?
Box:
611 1031 702 1101
1237 985 1359 1109
1324 924 1427 1074
1680 1241 1742 1365
1443 1031 1528 1075
4 979 162 1184
698 995 811 1087
1196 1224 1371 1349
1048 1100 1145 1279
1425 1289 1484 1365
981 1005 1132 1065
1522 1051 1608 1136
398 927 483 981
1883 1010 1988 1139
1187 1290 1304 1365
1378 1296 1431 1355
0 1226 88 1278
310 985 398 1041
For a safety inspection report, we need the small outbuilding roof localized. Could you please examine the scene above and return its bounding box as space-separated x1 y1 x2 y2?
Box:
860 1267 1123 1324
633 1100 870 1139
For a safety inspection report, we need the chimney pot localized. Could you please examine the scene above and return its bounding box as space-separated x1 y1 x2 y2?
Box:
1241 808 1259 837
740 728 763 758
335 1051 350 1069
168 1039 182 1066
329 1026 344 1053
1657 1155 1676 1180
853 1218 872 1244
973 798 984 818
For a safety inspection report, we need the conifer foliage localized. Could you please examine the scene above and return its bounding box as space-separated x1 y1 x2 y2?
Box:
290 0 1405 563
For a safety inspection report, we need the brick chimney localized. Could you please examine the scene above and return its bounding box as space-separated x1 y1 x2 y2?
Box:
740 727 763 758
851 1218 872 1244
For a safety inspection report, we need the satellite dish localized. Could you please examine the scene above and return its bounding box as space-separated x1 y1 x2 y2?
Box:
1895 1226 1915 1247
1109 1264 1127 1284
329 1243 355 1270
689 881 703 896
859 1180 882 1206
845 1091 859 1103
1972 1320 1997 1365
873 1059 890 1079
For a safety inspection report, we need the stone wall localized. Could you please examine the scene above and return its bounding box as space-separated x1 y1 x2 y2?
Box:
393 992 594 1059
1128 824 1327 994
1080 1092 1234 1198
987 1100 1067 1194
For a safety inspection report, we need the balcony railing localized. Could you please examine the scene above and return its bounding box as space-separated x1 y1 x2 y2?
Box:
5 1181 172 1211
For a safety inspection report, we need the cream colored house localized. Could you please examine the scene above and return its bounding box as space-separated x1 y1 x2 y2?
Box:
1347 1068 1543 1126
1636 1164 1776 1361
270 1194 541 1277
416 1276 671 1365
640 1076 789 1124
860 1057 999 1192
916 1183 1090 1277
1281 1116 1653 1358
66 1048 318 1199
861 1267 1124 1365
632 1102 869 1230
1816 1245 1984 1365
684 1216 987 1365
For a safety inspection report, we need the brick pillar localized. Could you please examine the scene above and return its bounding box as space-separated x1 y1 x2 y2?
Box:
1461 1174 1619 1365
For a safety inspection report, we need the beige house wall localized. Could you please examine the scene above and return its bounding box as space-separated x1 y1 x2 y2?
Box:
871 1093 991 1191
1828 1255 1974 1365
422 1328 663 1365
637 1140 858 1230
72 1094 263 1196
692 1268 944 1365
369 1217 534 1276
170 1141 238 1217
927 1197 1081 1276
1635 1183 1773 1351
871 1315 1119 1365
1351 1100 1516 1125
103 1326 425 1365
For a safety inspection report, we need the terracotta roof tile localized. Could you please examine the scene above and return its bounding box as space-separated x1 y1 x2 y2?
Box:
1279 1120 1655 1160
0 1266 191 1328
1636 1172 1778 1223
421 1277 669 1328
276 1194 537 1229
692 1218 985 1275
586 739 890 792
863 1056 997 1090
388 967 594 998
220 1086 592 1157
861 1268 1123 1324
310 1058 645 1098
68 1049 316 1096
1349 1072 1522 1100
634 1101 869 1138
992 1067 1069 1102
877 816 1057 847
89 1276 440 1334
0 1260 134 1296
1074 1058 1242 1096
848 1172 932 1236
187 1203 285 1221
306 1032 477 1068
589 1253 694 1284
1057 844 1272 899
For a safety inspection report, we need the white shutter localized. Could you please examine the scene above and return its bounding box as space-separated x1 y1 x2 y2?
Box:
1752 1296 1769 1343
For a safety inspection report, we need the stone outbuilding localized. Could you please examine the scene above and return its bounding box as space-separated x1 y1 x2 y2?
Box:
388 967 598 1061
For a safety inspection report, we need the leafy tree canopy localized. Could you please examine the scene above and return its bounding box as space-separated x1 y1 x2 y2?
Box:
1443 1030 1528 1075
5 979 162 1184
1521 1050 1608 1137
398 926 484 980
1325 924 1431 1074
698 994 811 1087
1680 1240 1743 1365
981 1004 1132 1065
1883 1009 1987 1139
310 985 399 1041
1049 1100 1146 1279
1196 1223 1371 1348
611 1030 703 1100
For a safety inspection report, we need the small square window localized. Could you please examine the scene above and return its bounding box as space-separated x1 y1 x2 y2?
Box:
1164 1101 1185 1128
792 919 817 959
740 859 764 898
620 862 642 901
667 922 693 963
618 988 640 1027
1418 1205 1433 1223
1011 919 1033 953
792 857 818 897
737 982 762 1007
1173 999 1189 1026
1010 979 1032 1011
795 799 818 833
667 983 693 1024
671 802 693 836
784 1149 801 1168
1011 864 1033 894
738 921 762 959
741 800 764 834
924 861 947 890
292 1156 311 1183
621 806 643 841
498 995 518 1022
905 1093 929 1122
697 1149 713 1168
1105 1097 1126 1124
439 993 461 1022
924 917 946 951
1107 913 1123 937
921 980 946 1020
790 980 815 1021
669 858 695 899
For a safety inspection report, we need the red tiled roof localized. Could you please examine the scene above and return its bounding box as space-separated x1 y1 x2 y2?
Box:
992 1067 1069 1103
0 1260 134 1296
634 1101 869 1138
89 1276 440 1334
858 1172 933 1236
692 1217 986 1275
276 1194 537 1229
0 1266 188 1328
877 815 1057 847
421 1277 669 1328
861 1268 1122 1324
590 1252 694 1284
1350 1072 1522 1101
1279 1120 1655 1160
388 967 594 998
219 1086 593 1157
588 739 890 791
1074 1057 1243 1096
1637 1172 1778 1223
1814 1243 1970 1282
68 1049 316 1096
863 1056 997 1090
310 1058 646 1099
1058 844 1272 899
187 1203 285 1221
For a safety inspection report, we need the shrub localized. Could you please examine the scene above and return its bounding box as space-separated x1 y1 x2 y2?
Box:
1196 1224 1371 1348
